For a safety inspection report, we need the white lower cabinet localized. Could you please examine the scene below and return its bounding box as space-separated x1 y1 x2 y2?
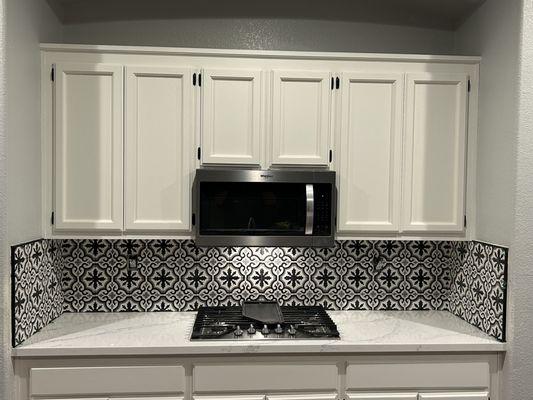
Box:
41 398 182 400
347 394 418 400
19 356 497 400
418 393 489 400
194 396 265 400
29 366 185 399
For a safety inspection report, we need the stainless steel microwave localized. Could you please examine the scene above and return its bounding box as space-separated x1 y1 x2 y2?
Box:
193 169 336 247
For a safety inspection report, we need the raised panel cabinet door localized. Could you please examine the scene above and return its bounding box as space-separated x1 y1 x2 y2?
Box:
267 393 338 400
418 393 489 400
346 394 418 400
125 66 193 231
338 72 404 232
271 70 331 165
201 68 262 165
402 72 468 232
115 398 184 400
54 62 123 231
194 395 265 400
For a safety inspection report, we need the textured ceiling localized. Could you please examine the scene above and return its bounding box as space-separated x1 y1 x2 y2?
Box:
46 0 485 30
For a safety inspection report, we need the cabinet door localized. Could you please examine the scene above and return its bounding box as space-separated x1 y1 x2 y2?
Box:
338 72 403 232
54 62 123 231
271 70 331 165
402 73 468 232
125 66 193 231
268 393 337 400
194 396 265 400
201 68 262 165
347 394 417 400
418 393 489 400
115 397 183 400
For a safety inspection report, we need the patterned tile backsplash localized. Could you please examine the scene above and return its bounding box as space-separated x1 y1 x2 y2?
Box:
448 241 508 341
11 239 64 347
12 239 508 346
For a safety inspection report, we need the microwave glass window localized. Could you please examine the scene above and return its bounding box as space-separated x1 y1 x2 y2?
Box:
199 182 308 235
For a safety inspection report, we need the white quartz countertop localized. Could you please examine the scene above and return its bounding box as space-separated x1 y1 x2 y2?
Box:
12 311 506 357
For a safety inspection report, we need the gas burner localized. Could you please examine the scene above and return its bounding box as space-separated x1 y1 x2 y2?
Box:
190 305 340 341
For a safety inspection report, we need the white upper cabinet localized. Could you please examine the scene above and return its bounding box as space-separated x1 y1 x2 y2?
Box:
125 66 193 231
338 72 404 232
271 70 331 166
54 62 123 231
401 73 468 232
201 68 262 165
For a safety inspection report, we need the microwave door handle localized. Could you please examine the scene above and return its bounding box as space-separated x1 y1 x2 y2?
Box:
305 184 314 235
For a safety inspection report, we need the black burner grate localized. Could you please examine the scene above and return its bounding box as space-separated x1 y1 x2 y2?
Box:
191 305 340 340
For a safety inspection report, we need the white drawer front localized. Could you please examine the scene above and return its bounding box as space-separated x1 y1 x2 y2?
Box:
193 364 338 392
347 394 418 400
418 393 489 400
30 366 185 396
346 362 489 390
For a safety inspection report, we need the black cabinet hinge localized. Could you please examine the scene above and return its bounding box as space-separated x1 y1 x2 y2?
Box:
51 212 55 225
329 149 333 162
198 73 202 87
468 79 471 92
192 213 196 226
193 73 197 86
50 66 55 82
331 77 334 90
464 215 467 228
335 77 340 89
197 147 201 160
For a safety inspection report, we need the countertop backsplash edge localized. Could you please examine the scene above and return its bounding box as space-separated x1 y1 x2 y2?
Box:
11 238 508 346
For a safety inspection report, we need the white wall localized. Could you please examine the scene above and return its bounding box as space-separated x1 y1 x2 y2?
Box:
455 0 533 399
6 0 62 245
507 1 533 399
0 1 8 399
63 18 455 54
454 0 521 247
2 0 62 398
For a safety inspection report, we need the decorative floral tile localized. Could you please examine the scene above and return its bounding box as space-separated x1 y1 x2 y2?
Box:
58 240 454 313
12 238 508 346
11 239 63 346
447 241 508 341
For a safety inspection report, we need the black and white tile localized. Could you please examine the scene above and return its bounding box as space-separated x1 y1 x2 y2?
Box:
12 238 508 346
11 239 64 346
59 240 454 312
447 241 508 341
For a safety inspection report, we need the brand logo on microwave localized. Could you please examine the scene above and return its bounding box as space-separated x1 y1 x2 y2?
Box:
260 174 274 178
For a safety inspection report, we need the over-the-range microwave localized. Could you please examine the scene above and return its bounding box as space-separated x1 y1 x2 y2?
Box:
192 168 336 247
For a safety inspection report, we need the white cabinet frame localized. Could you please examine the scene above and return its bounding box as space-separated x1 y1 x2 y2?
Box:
41 45 480 240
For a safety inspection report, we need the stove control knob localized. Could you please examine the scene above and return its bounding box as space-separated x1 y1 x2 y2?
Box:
248 324 256 334
262 324 270 335
275 324 283 334
234 325 243 337
288 325 296 336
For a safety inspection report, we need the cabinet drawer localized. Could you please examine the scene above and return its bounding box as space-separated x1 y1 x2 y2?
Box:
193 363 338 392
30 365 185 396
346 362 489 390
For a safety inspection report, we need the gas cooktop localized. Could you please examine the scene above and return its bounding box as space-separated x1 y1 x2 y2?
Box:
190 305 340 340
